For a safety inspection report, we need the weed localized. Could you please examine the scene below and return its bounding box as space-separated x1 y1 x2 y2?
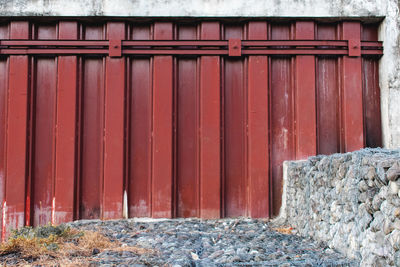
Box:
0 224 156 266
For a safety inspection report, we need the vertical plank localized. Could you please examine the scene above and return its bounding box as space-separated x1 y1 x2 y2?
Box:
316 24 340 155
54 21 78 224
0 24 9 240
342 22 364 152
152 22 173 218
4 21 29 238
199 22 221 219
295 21 316 159
176 25 199 217
270 23 294 216
362 58 382 148
224 25 246 217
128 24 152 217
80 24 105 219
103 22 125 220
247 21 269 218
362 24 382 148
32 24 57 226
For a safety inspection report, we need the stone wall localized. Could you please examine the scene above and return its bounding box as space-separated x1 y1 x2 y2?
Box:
279 148 400 266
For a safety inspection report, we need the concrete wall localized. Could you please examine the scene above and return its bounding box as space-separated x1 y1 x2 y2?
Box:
0 0 399 148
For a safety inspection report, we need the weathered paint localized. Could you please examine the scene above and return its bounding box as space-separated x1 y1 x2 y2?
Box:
0 0 398 150
0 19 383 239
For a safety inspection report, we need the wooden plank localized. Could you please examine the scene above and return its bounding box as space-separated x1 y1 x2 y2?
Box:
199 22 221 219
53 21 78 224
4 21 29 239
103 22 125 220
152 22 173 218
342 22 364 152
247 21 269 218
295 21 317 159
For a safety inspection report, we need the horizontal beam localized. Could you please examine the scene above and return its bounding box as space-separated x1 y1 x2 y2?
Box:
0 49 382 56
0 39 383 47
0 39 383 56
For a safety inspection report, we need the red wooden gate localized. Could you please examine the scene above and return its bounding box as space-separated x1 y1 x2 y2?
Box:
0 19 382 239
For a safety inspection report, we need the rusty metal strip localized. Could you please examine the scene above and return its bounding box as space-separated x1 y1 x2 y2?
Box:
247 21 270 218
0 39 382 47
53 21 78 225
0 39 383 56
103 22 125 220
342 22 365 151
151 22 174 218
0 48 383 56
294 21 317 159
4 21 30 240
199 21 221 219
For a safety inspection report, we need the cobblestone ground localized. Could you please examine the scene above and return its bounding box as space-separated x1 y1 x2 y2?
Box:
65 218 357 266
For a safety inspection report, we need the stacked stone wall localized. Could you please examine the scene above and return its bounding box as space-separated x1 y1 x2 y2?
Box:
282 149 400 266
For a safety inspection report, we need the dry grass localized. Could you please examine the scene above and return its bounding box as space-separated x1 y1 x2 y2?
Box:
0 224 156 266
272 226 294 235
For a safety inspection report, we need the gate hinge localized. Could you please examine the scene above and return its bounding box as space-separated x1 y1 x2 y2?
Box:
228 39 241 57
348 39 361 57
109 39 122 57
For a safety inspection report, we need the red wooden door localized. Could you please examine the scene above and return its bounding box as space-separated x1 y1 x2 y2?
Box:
0 19 382 239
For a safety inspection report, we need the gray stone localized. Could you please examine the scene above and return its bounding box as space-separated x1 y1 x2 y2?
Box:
208 250 224 259
387 163 400 181
359 180 368 192
389 230 400 251
364 166 377 180
383 219 394 235
393 220 400 230
394 250 400 267
372 195 384 211
370 211 385 232
390 181 400 195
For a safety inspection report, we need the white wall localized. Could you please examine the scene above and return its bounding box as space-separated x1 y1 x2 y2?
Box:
0 0 399 148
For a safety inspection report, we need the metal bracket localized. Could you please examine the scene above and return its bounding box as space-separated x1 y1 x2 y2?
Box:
348 39 361 57
228 39 241 57
109 39 122 57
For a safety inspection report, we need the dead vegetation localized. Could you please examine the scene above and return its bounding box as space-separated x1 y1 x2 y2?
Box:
0 224 156 266
272 226 294 235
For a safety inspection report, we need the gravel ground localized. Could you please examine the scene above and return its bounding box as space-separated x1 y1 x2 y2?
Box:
64 218 358 266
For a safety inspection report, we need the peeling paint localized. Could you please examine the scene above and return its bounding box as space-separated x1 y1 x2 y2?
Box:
4 204 24 240
51 196 55 225
103 202 123 220
130 199 150 217
123 190 128 219
53 211 70 225
2 200 6 241
34 204 52 226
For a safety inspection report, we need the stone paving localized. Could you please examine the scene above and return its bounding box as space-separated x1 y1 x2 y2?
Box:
65 218 357 266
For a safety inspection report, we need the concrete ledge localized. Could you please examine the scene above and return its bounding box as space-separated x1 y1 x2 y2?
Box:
0 0 388 17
